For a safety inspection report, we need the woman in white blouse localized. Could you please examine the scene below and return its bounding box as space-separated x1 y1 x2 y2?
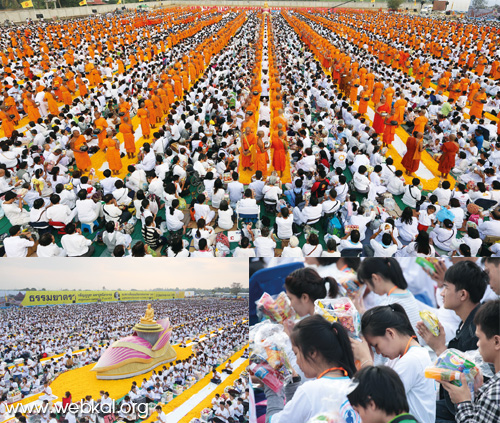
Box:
395 207 419 243
217 200 235 230
211 178 225 209
166 199 187 232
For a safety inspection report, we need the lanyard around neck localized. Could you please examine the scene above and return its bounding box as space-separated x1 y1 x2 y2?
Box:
317 367 348 379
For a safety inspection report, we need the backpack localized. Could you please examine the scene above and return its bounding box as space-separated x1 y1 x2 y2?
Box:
478 125 490 141
327 215 343 237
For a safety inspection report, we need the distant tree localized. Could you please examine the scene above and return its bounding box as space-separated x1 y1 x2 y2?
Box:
470 0 487 9
230 282 243 296
387 0 404 10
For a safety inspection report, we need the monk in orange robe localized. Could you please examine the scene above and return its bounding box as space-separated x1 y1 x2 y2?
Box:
469 88 487 119
94 112 108 149
254 131 269 176
70 130 91 172
24 93 41 123
240 127 254 171
137 105 150 139
0 111 15 138
120 116 136 159
103 135 122 175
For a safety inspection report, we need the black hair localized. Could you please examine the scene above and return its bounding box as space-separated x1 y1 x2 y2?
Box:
131 241 146 257
347 366 409 415
290 314 356 377
474 299 500 339
285 267 338 301
361 303 417 339
444 261 488 304
357 258 408 289
170 199 179 215
39 233 53 246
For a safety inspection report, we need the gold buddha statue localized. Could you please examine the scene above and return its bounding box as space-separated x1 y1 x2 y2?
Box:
140 304 156 324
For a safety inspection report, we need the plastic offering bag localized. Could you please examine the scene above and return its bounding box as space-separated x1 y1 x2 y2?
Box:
256 292 295 323
314 298 361 340
424 349 479 386
249 336 293 392
419 310 440 337
336 270 364 301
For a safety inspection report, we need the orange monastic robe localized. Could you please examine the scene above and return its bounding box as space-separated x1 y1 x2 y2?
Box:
104 138 122 172
120 123 136 153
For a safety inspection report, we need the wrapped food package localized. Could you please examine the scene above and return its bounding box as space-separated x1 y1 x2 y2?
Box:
314 298 361 340
419 310 440 337
256 292 295 323
424 348 479 386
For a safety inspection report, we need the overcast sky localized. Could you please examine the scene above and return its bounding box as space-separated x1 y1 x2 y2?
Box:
0 259 248 290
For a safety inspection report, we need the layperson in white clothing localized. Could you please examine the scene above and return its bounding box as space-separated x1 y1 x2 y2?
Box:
264 315 358 423
60 223 95 257
352 304 436 423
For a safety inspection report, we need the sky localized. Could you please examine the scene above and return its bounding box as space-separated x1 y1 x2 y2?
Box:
0 259 249 290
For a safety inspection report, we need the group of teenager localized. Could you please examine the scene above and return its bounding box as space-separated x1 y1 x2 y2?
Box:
251 257 500 423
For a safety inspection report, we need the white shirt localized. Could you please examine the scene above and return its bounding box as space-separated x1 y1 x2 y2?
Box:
276 216 293 239
402 185 422 209
254 237 276 257
46 203 73 224
36 243 66 257
4 236 34 257
218 208 234 230
270 377 359 423
302 242 323 257
478 219 500 238
2 202 30 225
227 181 244 203
100 177 119 195
166 209 184 231
370 238 397 257
353 172 370 192
233 247 256 257
396 217 419 242
61 233 92 256
281 246 304 257
387 347 436 423
432 187 452 206
75 199 99 224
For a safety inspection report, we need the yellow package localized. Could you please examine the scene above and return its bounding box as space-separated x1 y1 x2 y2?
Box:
420 310 440 337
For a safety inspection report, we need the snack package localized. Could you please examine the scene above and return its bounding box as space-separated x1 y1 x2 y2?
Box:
249 340 293 392
336 270 364 300
415 257 440 274
419 310 440 337
256 292 294 323
424 349 479 386
314 298 361 340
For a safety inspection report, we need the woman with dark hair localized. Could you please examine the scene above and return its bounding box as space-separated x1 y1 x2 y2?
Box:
351 304 435 423
402 230 435 257
265 315 358 423
356 258 424 343
395 207 418 243
302 232 323 257
284 267 338 317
